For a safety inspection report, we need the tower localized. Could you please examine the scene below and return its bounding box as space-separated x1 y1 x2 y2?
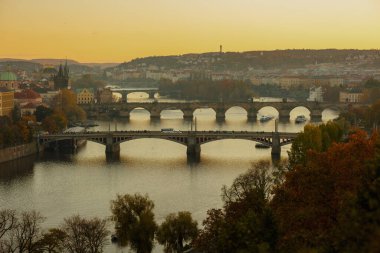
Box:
220 45 223 54
53 61 69 90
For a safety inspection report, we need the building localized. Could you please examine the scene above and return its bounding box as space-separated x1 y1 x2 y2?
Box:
20 102 38 116
39 90 60 105
0 88 14 117
76 88 95 104
0 71 19 90
14 89 42 106
339 88 363 103
307 87 324 102
53 62 69 90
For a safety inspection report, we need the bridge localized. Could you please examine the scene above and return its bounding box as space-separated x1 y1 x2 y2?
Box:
37 130 298 162
81 101 351 121
110 87 159 102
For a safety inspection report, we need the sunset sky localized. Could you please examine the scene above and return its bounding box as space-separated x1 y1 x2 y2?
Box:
1 0 379 63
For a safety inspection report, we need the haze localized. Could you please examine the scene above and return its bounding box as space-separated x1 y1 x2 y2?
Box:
1 0 379 62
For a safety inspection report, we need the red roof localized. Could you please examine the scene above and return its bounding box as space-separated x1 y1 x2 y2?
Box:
15 89 41 99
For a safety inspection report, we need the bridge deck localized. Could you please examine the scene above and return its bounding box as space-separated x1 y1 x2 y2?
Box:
39 130 298 139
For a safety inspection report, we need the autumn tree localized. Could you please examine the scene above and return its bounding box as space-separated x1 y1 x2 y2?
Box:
195 161 277 253
156 211 198 253
52 89 86 123
110 194 157 253
272 130 377 252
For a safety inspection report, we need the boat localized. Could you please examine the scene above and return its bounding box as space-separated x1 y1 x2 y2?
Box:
295 115 307 123
259 115 274 122
255 143 270 149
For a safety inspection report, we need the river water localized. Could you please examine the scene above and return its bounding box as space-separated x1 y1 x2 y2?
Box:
0 96 339 252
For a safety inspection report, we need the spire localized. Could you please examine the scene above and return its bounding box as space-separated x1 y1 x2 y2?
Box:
57 64 63 76
63 60 69 78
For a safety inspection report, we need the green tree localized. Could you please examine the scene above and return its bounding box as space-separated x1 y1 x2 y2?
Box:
110 194 157 253
288 122 343 167
156 211 198 253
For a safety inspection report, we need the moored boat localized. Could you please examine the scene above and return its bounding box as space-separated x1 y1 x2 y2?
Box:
259 115 274 122
295 115 307 123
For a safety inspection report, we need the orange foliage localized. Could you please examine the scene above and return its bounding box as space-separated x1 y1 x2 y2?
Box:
272 130 377 251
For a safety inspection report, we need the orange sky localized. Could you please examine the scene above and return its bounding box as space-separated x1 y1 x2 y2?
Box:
0 0 379 63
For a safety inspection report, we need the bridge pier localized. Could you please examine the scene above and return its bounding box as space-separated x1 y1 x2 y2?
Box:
121 92 128 103
310 110 323 122
105 136 120 160
150 110 161 120
247 109 258 121
278 109 290 122
148 92 156 99
186 137 201 162
183 109 194 120
216 109 226 121
271 132 281 159
119 111 130 119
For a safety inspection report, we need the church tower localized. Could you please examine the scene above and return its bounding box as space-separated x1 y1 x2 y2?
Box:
53 61 69 90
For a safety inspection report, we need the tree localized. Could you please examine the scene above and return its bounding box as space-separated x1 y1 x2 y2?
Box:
11 105 21 123
272 130 377 252
331 135 380 253
110 194 157 253
52 89 86 123
0 209 16 240
0 210 45 253
35 106 53 123
35 228 67 253
288 122 343 167
61 215 109 253
156 211 198 253
195 161 278 253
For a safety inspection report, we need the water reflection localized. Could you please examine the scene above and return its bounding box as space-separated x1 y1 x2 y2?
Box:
0 155 35 183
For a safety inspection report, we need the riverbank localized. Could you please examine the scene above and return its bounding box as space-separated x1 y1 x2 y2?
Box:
0 142 41 164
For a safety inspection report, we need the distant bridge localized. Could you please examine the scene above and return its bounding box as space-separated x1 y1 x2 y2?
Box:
110 87 159 102
81 101 353 121
38 130 298 162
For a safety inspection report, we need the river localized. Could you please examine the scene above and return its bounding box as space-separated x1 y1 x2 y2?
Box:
0 96 339 252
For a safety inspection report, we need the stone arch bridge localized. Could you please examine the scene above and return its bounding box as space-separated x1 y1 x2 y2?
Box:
38 130 298 162
110 88 159 102
81 101 350 121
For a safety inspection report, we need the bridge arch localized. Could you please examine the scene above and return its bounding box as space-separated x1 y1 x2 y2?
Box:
116 136 188 146
193 108 217 118
200 137 272 146
258 106 279 118
126 91 151 99
321 106 341 121
225 106 248 119
129 107 151 118
290 106 311 119
160 108 184 119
